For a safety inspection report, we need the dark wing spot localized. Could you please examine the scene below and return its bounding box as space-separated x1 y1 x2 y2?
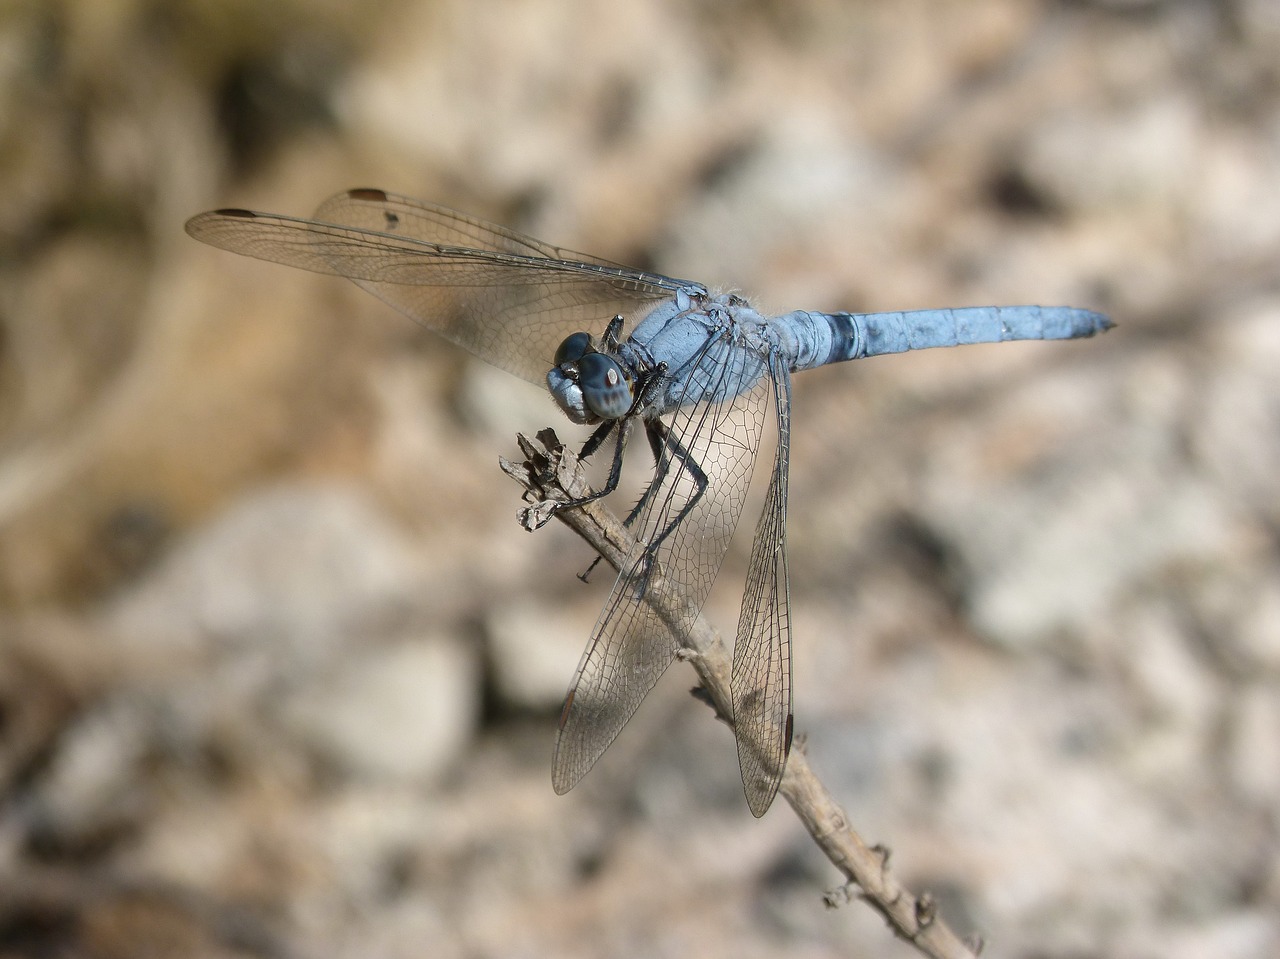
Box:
557 689 576 730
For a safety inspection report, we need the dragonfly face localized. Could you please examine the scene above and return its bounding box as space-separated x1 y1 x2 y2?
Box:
547 330 637 425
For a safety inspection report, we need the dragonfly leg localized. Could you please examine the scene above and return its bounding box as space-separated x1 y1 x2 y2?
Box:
643 420 709 556
527 422 627 580
620 420 710 602
601 314 625 352
628 419 677 525
562 422 626 579
556 421 630 517
576 417 675 583
577 419 618 462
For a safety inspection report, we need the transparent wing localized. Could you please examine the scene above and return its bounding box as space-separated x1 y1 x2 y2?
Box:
185 188 698 384
552 334 773 797
731 355 793 817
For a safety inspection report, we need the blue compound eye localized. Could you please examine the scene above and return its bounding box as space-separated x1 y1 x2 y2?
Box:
554 332 593 367
577 353 634 420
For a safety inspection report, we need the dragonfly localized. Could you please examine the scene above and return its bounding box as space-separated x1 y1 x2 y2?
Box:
186 189 1112 816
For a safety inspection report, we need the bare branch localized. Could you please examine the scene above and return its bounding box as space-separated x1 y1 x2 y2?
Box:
501 429 982 959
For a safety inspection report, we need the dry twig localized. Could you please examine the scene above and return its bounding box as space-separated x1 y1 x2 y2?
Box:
500 429 982 959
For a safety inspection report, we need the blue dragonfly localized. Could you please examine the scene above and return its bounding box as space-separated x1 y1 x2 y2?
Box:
187 189 1111 816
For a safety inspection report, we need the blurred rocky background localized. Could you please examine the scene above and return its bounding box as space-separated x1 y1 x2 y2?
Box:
1 0 1278 956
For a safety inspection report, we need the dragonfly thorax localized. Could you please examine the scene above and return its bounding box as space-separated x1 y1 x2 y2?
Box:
547 332 637 424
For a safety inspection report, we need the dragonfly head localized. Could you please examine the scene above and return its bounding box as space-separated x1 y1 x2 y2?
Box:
547 332 635 424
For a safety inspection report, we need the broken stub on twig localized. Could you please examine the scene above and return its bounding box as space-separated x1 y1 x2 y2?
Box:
499 428 588 531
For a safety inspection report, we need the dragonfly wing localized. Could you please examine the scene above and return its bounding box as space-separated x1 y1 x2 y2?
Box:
313 189 650 268
551 526 680 796
553 335 773 795
731 355 793 817
186 190 695 384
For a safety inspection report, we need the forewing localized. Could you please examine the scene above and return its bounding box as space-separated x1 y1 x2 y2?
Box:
185 189 692 384
552 335 773 796
313 190 642 267
731 356 793 817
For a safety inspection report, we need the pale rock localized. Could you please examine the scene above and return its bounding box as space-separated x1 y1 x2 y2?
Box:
27 695 151 841
486 599 597 712
1018 94 1201 212
277 637 479 784
1227 684 1280 805
104 482 426 662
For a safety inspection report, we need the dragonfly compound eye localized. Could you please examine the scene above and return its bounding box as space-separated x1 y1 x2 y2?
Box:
576 353 633 420
554 332 593 367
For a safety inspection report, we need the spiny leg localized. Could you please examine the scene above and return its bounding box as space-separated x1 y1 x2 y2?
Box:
642 420 709 557
567 419 635 582
559 419 629 513
616 420 710 602
578 419 617 462
601 314 625 351
621 420 677 527
611 359 675 527
577 417 675 583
